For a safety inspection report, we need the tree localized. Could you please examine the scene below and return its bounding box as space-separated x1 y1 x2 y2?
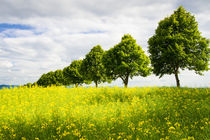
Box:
37 70 65 87
37 72 54 87
63 60 84 87
148 6 209 87
103 34 151 87
81 45 107 87
54 69 66 86
24 83 33 88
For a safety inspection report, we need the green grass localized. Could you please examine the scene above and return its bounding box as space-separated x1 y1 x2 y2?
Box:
0 87 209 140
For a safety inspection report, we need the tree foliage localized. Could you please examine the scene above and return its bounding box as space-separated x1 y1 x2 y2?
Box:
37 70 65 87
24 83 33 88
148 6 210 87
103 34 151 87
81 45 107 87
63 60 84 87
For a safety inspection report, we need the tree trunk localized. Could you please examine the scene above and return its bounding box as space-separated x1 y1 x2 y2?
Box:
175 71 180 87
95 81 98 88
75 83 78 88
123 75 129 88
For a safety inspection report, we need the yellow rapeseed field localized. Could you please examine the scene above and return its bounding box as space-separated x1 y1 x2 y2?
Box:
0 86 209 139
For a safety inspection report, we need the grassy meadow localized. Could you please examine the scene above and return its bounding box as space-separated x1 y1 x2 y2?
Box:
0 87 209 140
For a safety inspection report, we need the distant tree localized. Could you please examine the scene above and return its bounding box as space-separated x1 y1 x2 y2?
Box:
37 70 65 87
81 45 107 87
63 60 84 87
148 6 209 87
32 82 38 87
54 69 66 86
103 34 151 87
24 83 33 88
37 72 52 87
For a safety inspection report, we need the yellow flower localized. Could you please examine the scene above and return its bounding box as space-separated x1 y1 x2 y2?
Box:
168 126 175 133
88 123 95 128
21 137 26 140
62 131 70 136
72 129 81 137
79 137 86 140
117 136 121 139
174 122 180 128
166 121 171 126
13 134 16 137
126 135 132 139
2 125 8 129
182 136 195 140
138 121 144 126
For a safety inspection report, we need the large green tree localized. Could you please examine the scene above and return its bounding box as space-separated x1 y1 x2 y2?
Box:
103 34 151 87
81 45 107 87
63 60 84 87
148 6 209 87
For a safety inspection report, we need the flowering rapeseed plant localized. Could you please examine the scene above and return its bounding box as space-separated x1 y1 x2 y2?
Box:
0 86 209 139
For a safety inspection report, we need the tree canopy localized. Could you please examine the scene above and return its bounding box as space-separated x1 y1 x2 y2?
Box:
103 34 151 87
37 70 65 87
148 6 209 87
63 60 84 87
81 45 107 87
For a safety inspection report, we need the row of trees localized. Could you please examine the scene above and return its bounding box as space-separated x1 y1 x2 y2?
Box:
34 34 151 88
29 6 209 88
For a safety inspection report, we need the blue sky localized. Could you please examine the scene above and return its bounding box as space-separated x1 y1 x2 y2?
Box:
0 23 33 32
0 0 209 87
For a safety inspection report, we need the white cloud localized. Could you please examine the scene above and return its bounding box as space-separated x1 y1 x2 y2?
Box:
0 0 209 86
0 60 13 68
